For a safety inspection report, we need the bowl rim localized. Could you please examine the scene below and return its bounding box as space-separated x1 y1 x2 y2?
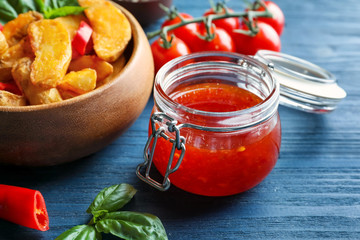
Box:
0 3 139 113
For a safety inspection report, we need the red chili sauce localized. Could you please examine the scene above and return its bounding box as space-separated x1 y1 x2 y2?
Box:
152 82 281 196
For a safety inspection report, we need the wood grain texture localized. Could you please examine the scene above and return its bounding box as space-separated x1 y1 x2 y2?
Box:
1 0 360 239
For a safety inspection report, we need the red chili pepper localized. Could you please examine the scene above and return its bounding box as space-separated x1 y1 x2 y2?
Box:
72 47 82 59
72 21 93 56
0 82 22 95
0 184 49 231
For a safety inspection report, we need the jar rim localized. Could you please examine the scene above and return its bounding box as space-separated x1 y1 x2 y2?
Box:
154 51 280 130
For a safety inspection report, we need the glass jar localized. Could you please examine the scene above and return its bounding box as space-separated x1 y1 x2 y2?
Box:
137 52 281 196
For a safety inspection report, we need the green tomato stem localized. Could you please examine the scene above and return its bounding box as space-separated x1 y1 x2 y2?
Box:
147 9 272 40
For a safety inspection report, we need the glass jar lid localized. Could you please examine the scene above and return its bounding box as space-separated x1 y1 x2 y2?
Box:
255 50 346 113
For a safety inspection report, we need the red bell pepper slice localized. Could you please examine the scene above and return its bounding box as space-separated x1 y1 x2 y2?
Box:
0 184 49 231
0 82 22 95
0 23 3 31
72 21 93 56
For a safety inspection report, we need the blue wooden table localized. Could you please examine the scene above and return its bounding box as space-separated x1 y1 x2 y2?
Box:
1 0 360 239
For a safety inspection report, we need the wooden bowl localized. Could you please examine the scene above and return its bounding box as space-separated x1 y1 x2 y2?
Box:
0 4 154 166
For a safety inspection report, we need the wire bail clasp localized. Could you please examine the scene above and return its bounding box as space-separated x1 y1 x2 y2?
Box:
136 112 186 191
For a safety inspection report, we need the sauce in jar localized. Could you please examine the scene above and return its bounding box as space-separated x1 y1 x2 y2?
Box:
137 52 281 196
152 82 281 196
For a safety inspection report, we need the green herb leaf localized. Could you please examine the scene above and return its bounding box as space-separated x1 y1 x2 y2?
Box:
0 0 41 24
44 6 86 19
0 0 84 24
55 225 102 240
91 209 109 224
7 0 40 15
95 211 168 240
0 2 18 24
34 0 45 13
87 184 137 214
44 0 80 9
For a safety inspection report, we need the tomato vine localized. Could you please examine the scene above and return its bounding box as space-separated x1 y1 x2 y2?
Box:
147 0 273 47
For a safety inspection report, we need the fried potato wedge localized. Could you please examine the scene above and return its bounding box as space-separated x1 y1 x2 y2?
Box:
78 0 131 62
68 55 114 82
28 19 72 88
0 37 33 66
0 32 8 56
0 37 33 82
96 54 126 88
2 11 43 47
58 68 97 94
0 69 12 83
57 88 79 100
55 14 88 40
12 57 63 105
0 90 26 106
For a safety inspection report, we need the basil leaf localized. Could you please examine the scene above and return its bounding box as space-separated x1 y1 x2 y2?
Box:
7 0 40 14
35 0 46 13
44 6 86 19
91 209 108 223
45 0 59 9
95 211 168 240
0 0 41 24
0 0 83 24
55 225 102 240
0 2 18 24
87 184 137 214
44 0 80 9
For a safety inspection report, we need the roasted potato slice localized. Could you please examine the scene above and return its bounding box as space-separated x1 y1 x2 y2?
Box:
78 0 131 62
58 68 97 94
55 14 88 40
28 19 72 88
0 37 33 82
12 57 63 105
68 55 114 82
0 32 8 56
0 90 26 106
2 11 43 47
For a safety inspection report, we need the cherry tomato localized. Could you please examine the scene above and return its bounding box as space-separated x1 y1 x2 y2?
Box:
232 21 281 55
191 25 235 52
203 7 240 36
151 36 191 73
161 13 199 48
250 1 285 36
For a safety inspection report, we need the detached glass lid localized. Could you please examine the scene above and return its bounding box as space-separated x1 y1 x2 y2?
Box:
255 50 347 113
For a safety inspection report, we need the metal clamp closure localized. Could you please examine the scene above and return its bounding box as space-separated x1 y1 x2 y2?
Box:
136 112 186 191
